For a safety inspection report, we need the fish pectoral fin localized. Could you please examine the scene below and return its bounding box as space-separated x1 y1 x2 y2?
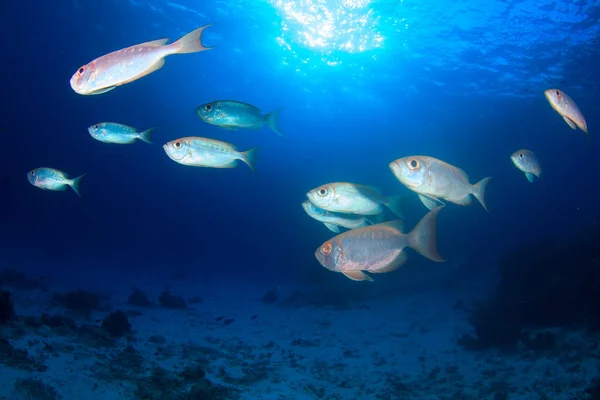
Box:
90 86 117 95
143 38 169 47
563 116 577 130
525 172 535 183
323 223 340 233
118 58 166 86
418 194 441 210
342 271 373 282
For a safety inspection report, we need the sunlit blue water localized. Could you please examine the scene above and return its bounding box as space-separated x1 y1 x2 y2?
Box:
2 0 599 282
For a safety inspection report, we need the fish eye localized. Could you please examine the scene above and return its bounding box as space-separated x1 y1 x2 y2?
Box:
317 188 328 197
519 153 524 159
94 125 99 129
204 104 213 112
78 66 85 74
174 141 182 149
555 90 560 97
408 159 420 170
322 243 332 254
29 171 35 176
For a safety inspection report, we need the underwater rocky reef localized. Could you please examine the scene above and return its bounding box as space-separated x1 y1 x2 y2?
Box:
460 222 600 352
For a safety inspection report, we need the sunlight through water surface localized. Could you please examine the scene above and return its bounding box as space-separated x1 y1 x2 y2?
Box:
270 0 393 67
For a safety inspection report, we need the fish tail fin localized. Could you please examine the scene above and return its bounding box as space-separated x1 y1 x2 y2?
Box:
406 206 444 262
138 128 155 144
264 109 283 136
69 174 86 197
384 195 405 219
241 148 258 172
172 25 213 54
472 177 492 212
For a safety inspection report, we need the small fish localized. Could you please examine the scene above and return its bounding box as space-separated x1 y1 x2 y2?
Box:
88 122 154 144
315 207 445 282
544 89 588 140
390 156 491 211
163 136 257 171
306 182 404 218
301 200 383 233
510 149 541 183
70 25 212 95
27 168 85 197
195 101 283 136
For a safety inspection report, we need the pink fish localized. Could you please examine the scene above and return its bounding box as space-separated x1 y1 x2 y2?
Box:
544 89 588 140
70 25 212 95
314 207 445 282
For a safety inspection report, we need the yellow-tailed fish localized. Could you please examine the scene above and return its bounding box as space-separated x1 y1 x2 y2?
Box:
27 168 85 197
301 200 383 233
163 137 257 172
390 156 491 211
315 207 445 282
306 182 404 218
510 149 541 183
88 122 154 144
196 101 283 136
544 89 588 141
70 25 212 95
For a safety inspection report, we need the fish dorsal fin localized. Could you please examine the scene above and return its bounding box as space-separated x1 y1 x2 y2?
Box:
364 185 381 194
563 116 577 130
142 38 169 47
342 271 373 282
373 219 405 233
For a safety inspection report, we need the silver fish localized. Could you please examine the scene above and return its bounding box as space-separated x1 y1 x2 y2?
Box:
70 25 212 95
390 156 491 211
196 101 283 136
315 207 445 282
544 89 587 140
27 168 85 197
163 136 257 171
306 182 404 218
510 149 541 183
301 200 383 233
88 122 154 144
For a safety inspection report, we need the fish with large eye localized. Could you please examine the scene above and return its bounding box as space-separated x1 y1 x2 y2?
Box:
163 136 257 171
314 207 445 282
389 155 491 211
195 100 284 136
407 158 420 170
510 149 541 183
544 88 588 143
306 182 404 218
27 167 86 197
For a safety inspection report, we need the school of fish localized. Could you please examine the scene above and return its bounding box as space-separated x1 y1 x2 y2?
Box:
28 23 589 282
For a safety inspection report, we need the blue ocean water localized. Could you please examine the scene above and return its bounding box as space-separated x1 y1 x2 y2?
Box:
1 0 600 399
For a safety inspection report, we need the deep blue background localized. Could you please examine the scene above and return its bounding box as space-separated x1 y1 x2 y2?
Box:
1 0 598 287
